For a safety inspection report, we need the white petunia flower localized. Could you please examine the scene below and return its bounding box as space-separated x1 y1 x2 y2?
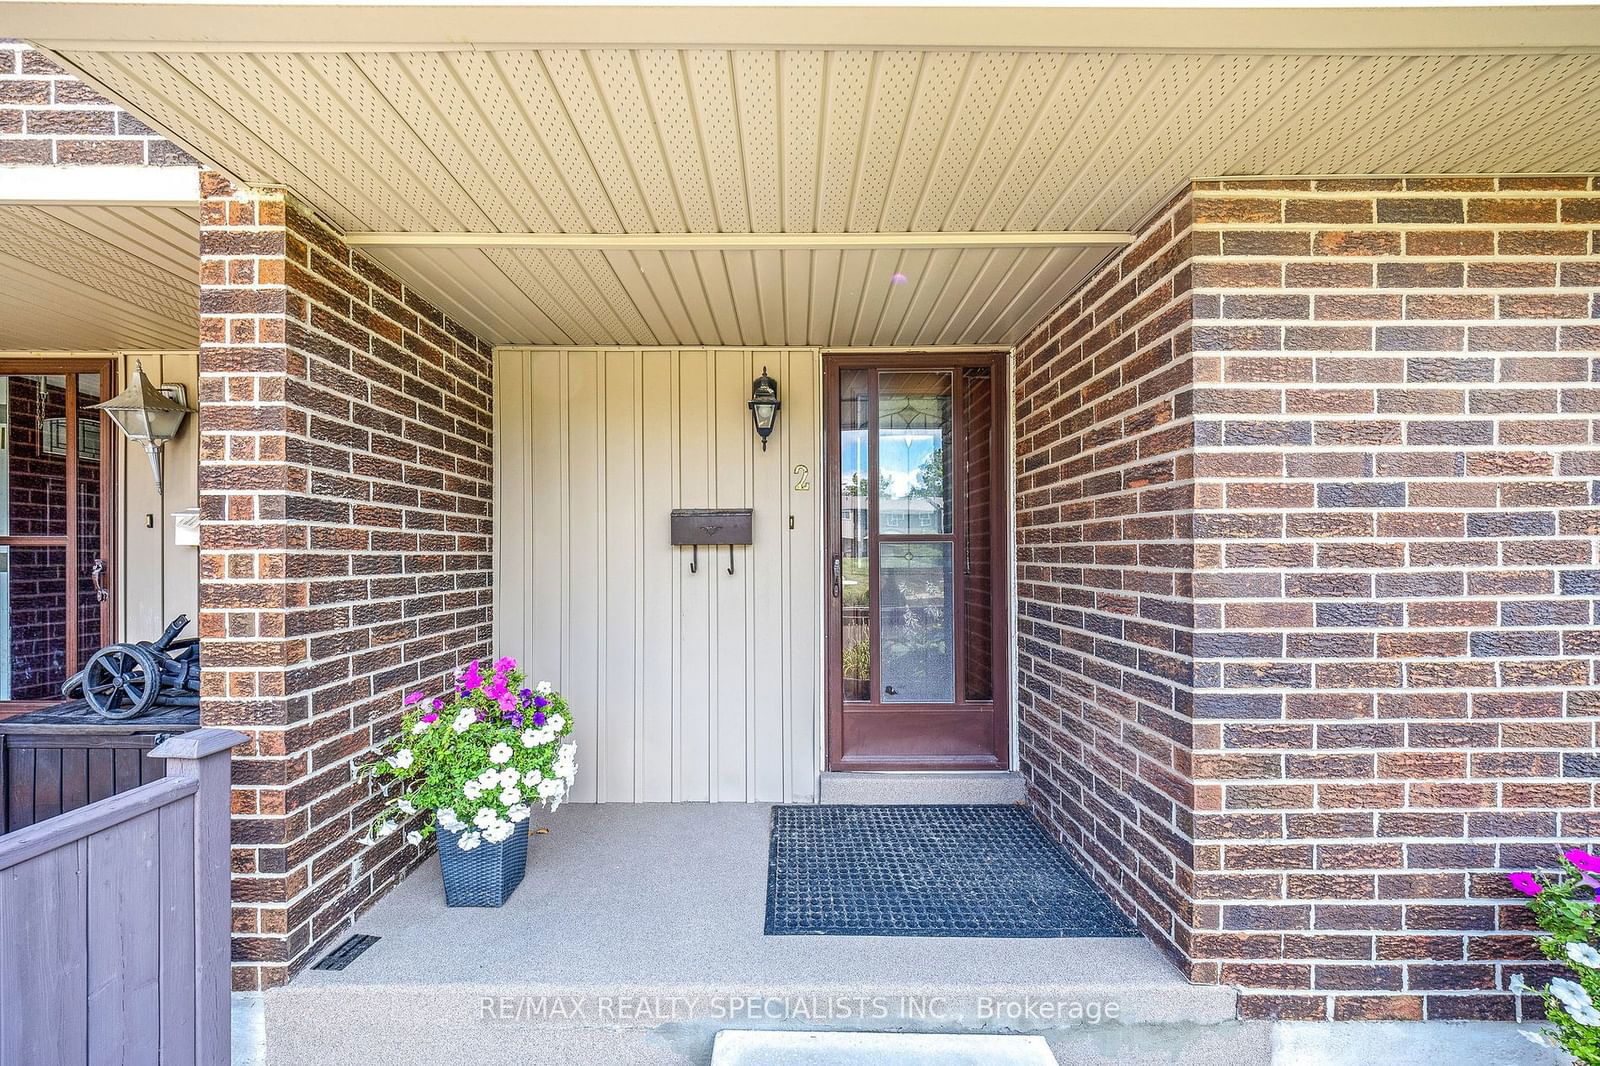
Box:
523 769 543 787
437 807 461 830
396 798 415 816
473 807 498 829
386 749 414 770
488 742 514 765
405 830 423 847
452 711 475 734
483 820 514 844
499 785 522 805
376 820 397 839
547 713 565 732
537 778 564 801
520 728 540 748
1568 943 1600 969
1551 977 1593 1012
497 768 520 788
536 681 553 696
463 781 483 800
411 720 431 735
1572 1002 1600 1027
507 803 530 823
457 832 481 851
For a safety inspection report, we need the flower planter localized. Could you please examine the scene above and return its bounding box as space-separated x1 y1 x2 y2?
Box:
437 825 529 907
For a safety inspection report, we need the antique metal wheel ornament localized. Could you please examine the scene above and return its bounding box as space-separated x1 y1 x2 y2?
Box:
81 644 163 720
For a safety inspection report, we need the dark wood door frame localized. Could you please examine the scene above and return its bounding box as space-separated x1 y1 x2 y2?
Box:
823 350 1011 772
0 357 118 711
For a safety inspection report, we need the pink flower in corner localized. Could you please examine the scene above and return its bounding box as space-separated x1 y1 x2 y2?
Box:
1563 849 1600 875
494 656 517 676
458 660 484 693
1508 871 1543 897
403 691 426 706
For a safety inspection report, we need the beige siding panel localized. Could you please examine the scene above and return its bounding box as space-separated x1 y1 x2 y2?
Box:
602 349 639 802
675 349 714 801
497 345 821 803
638 350 676 802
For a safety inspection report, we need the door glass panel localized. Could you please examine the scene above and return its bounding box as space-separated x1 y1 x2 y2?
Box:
961 367 995 702
877 371 952 535
838 369 872 701
75 374 104 669
4 544 67 700
880 542 954 703
1 374 69 538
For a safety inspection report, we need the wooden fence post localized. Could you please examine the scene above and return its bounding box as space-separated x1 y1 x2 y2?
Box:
149 728 247 1066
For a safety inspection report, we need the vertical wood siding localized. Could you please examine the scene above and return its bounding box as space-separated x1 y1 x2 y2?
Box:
495 347 821 802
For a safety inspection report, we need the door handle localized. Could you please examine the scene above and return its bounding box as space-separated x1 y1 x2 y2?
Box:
832 556 841 598
91 557 109 603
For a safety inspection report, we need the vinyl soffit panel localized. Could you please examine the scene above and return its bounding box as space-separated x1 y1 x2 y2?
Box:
32 41 1600 346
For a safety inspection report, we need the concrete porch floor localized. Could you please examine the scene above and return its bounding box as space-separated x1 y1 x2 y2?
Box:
261 802 1246 1065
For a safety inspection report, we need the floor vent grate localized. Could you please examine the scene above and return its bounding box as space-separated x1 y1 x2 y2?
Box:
312 934 380 971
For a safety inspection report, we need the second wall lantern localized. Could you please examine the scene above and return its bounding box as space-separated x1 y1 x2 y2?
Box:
748 366 781 451
93 361 195 496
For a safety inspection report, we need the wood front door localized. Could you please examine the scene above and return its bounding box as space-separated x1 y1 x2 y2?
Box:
0 359 116 710
824 351 1009 771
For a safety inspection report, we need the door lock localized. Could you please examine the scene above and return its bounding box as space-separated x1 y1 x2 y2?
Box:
832 556 841 598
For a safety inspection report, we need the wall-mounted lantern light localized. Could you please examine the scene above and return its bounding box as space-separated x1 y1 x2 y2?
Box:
93 361 194 496
748 366 781 451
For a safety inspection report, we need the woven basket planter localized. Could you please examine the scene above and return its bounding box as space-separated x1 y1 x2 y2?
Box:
436 826 530 907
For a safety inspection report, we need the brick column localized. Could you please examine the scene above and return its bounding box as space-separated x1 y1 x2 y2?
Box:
197 172 494 988
1016 174 1600 1020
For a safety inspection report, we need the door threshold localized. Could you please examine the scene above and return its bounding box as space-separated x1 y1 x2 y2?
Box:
817 769 1025 805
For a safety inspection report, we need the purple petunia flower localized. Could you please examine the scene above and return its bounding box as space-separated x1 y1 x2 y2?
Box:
1508 871 1542 897
1564 849 1600 875
533 695 549 710
403 691 426 706
505 711 524 728
431 697 444 712
532 711 546 728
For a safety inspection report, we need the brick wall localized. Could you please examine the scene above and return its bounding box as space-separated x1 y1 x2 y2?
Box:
1013 189 1200 966
1 39 194 165
1016 175 1600 1018
196 173 494 988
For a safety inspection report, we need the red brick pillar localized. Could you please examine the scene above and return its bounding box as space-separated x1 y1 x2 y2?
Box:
197 172 494 989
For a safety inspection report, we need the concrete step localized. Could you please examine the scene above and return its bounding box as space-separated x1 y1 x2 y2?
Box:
712 1030 1057 1065
818 770 1026 805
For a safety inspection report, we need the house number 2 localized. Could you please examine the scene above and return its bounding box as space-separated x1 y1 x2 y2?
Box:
792 464 811 491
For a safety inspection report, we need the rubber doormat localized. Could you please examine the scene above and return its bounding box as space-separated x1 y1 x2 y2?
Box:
764 804 1141 938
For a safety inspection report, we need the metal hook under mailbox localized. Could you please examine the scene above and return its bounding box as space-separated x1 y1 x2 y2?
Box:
690 544 698 574
727 544 735 575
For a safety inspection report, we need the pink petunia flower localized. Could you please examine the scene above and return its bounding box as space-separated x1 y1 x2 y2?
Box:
420 712 439 724
494 656 517 675
1508 871 1542 897
403 691 426 706
1563 849 1600 875
459 660 484 693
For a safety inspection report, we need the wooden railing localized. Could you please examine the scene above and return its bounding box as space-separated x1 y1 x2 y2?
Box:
0 727 244 1065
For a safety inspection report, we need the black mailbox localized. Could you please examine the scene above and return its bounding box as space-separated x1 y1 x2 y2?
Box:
670 508 753 545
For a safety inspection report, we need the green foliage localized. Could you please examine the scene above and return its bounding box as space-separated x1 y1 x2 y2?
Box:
1514 851 1600 1061
363 659 575 850
842 638 870 680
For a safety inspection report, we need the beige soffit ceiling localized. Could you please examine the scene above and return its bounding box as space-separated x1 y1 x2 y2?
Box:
0 199 200 350
9 4 1600 347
